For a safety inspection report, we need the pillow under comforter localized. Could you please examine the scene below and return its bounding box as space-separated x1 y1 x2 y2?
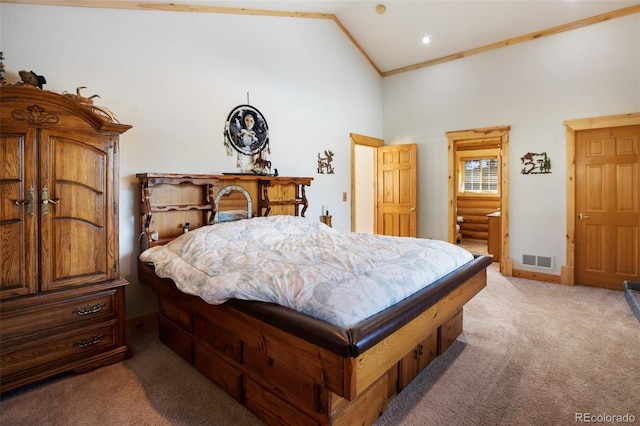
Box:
139 215 473 328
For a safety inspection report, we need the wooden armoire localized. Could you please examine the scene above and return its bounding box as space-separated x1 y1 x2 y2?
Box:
0 86 132 393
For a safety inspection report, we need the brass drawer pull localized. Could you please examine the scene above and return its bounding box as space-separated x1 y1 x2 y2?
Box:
74 334 105 348
73 302 106 316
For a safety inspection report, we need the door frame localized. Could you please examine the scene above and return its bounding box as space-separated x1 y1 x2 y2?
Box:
447 126 512 276
563 112 640 285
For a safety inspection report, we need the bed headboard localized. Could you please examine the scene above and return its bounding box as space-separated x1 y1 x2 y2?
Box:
136 173 312 250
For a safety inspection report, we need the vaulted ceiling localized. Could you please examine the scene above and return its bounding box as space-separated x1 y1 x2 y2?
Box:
7 0 640 76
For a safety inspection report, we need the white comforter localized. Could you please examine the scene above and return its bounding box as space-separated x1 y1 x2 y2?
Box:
139 215 473 328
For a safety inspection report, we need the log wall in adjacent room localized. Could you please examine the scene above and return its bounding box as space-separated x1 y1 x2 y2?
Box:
457 196 500 241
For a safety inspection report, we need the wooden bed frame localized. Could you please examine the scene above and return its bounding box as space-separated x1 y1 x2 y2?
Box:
136 173 492 425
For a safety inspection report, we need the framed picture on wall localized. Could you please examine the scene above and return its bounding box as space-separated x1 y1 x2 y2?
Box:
224 104 269 156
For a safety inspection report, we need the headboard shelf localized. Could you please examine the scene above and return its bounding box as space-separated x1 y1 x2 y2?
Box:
150 204 213 212
137 173 313 251
135 173 221 186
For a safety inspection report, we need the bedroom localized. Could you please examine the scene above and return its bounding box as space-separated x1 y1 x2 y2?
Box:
2 0 638 319
0 0 638 424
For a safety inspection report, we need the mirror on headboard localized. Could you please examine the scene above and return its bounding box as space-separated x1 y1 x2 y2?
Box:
213 185 253 223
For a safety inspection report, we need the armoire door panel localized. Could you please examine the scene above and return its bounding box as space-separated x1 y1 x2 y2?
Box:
54 182 105 227
0 132 38 298
51 220 108 280
39 130 115 292
52 137 107 192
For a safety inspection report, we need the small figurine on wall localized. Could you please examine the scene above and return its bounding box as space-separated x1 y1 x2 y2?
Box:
520 152 551 174
317 150 335 174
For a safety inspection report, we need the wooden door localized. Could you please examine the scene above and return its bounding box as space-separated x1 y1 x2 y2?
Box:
39 129 118 292
0 130 38 298
376 144 417 237
575 125 639 290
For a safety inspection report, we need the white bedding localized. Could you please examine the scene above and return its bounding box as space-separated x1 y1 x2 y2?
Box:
139 215 473 328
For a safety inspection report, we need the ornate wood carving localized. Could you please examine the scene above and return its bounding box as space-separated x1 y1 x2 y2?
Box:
11 104 59 125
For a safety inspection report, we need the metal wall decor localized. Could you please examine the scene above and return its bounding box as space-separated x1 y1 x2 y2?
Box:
224 104 270 173
520 152 551 174
317 150 335 174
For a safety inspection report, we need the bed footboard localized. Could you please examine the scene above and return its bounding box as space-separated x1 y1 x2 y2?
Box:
139 255 490 425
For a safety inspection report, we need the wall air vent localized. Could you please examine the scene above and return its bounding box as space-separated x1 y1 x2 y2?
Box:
522 254 553 269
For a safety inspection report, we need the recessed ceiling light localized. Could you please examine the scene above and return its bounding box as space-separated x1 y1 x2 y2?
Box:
422 35 431 45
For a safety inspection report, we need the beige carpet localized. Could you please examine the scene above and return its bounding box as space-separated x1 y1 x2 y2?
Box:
2 264 639 425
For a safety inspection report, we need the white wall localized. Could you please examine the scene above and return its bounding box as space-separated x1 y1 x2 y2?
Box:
1 4 384 319
382 14 640 275
354 144 375 233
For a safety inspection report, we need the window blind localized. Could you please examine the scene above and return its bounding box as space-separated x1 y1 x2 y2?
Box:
463 158 498 192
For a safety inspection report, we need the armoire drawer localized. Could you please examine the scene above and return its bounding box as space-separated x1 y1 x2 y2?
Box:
0 322 117 377
0 290 117 345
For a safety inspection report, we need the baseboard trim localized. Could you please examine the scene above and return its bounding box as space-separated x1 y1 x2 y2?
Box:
512 268 563 285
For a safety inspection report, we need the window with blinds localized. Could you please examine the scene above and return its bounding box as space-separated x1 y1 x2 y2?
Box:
460 158 499 194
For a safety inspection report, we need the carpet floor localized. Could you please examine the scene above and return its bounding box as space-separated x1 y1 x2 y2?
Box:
2 263 639 425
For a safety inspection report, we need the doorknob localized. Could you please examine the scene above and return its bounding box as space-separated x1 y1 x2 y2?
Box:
578 213 590 220
408 207 416 212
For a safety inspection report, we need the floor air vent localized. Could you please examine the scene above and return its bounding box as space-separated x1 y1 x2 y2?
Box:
522 254 553 269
